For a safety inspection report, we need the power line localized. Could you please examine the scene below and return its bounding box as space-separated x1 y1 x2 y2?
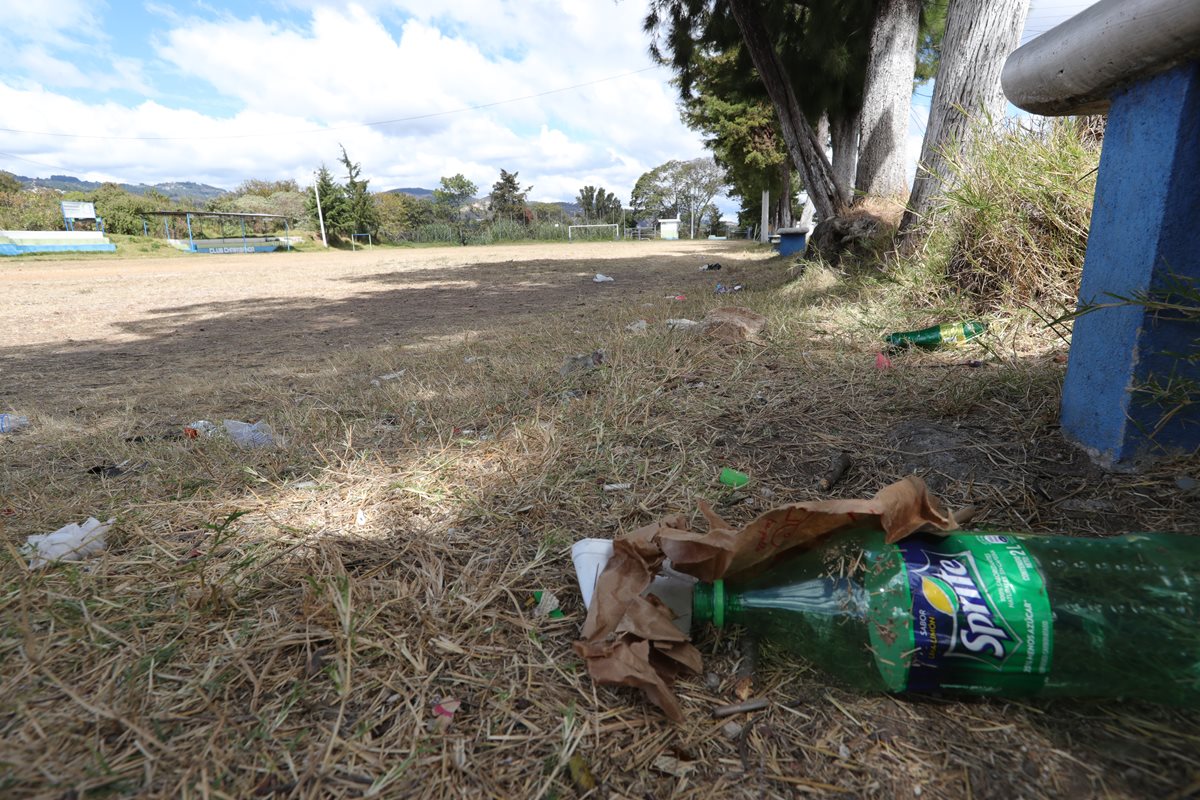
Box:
0 150 68 170
0 66 659 143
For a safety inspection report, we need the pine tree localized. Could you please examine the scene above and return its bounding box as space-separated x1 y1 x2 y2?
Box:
489 169 529 222
339 145 379 239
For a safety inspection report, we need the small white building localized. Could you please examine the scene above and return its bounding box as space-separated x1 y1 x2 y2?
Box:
658 218 681 240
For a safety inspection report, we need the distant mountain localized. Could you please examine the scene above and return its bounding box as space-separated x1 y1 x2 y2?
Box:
383 186 435 199
12 173 228 202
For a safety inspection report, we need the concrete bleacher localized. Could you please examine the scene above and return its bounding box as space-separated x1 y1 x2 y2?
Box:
0 230 116 256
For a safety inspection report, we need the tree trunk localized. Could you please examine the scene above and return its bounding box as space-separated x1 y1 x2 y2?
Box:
728 0 847 221
779 161 793 228
902 0 1031 229
855 0 921 199
830 110 860 202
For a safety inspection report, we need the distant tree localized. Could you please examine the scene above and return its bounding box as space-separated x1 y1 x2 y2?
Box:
306 164 347 242
576 185 622 223
374 192 435 239
489 169 530 222
432 174 478 221
0 171 22 194
676 157 726 239
236 178 300 197
339 145 379 238
630 162 679 226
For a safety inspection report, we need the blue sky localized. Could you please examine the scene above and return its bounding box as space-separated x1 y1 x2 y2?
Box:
0 0 1095 209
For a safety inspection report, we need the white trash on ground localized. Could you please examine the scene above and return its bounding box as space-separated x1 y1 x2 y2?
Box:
625 320 649 334
0 414 30 433
593 273 615 283
665 318 699 330
371 370 407 386
571 538 697 633
23 517 115 569
185 419 278 448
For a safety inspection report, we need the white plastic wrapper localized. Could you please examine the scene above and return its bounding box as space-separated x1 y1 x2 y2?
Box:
23 517 115 569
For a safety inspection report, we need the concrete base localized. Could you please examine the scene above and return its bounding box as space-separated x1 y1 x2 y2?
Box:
1060 61 1200 467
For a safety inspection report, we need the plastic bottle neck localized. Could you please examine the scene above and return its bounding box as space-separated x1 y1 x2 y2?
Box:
692 580 726 628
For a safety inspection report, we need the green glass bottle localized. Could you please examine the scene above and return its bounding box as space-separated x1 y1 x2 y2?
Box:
692 529 1200 703
884 321 986 350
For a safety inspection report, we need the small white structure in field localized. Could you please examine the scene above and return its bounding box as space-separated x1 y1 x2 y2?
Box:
658 218 681 240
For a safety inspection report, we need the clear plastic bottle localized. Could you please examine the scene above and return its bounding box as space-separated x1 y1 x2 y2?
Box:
692 529 1200 703
0 414 30 433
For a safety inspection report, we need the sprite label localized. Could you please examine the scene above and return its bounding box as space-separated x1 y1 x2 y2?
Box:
868 533 1053 694
937 322 969 345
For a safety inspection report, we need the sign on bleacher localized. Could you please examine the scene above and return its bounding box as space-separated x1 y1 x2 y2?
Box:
61 201 97 220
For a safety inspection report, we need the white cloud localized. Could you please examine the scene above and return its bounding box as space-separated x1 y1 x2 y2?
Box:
0 0 709 206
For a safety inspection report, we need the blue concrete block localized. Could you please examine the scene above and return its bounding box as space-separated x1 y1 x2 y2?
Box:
1061 61 1200 467
777 228 807 256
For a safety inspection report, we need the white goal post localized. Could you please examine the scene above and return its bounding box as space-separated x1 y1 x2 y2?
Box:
568 223 619 241
351 233 373 250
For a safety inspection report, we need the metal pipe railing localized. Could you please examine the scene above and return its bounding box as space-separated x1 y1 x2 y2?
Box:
1002 0 1200 115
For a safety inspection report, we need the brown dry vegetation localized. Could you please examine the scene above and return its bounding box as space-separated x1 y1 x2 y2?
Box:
1 240 1198 799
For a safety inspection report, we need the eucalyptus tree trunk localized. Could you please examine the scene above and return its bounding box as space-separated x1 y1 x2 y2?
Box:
855 0 922 199
830 110 860 202
902 0 1031 229
727 0 847 221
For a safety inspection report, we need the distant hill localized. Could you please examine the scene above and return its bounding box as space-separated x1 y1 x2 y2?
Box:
12 174 228 202
383 187 436 199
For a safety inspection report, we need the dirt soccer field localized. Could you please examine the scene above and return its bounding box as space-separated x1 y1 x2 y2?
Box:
2 241 1199 799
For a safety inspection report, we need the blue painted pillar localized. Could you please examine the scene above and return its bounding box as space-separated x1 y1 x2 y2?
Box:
1061 62 1200 467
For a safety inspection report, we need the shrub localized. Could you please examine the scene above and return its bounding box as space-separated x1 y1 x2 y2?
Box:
918 117 1101 311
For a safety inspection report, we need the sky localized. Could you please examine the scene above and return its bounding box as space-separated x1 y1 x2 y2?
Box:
0 0 1097 210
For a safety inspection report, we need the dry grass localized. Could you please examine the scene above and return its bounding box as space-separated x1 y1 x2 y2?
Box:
2 242 1199 799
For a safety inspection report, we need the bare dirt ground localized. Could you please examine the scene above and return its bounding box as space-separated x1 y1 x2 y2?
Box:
0 241 746 406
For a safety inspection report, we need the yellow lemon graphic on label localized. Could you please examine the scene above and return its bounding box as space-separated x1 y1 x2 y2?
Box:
922 577 957 614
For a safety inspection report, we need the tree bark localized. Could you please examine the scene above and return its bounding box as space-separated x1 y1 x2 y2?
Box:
830 110 860 202
855 0 921 199
902 0 1031 229
779 161 793 228
728 0 847 221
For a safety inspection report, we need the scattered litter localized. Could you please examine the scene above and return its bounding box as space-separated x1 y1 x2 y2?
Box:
666 294 687 301
567 754 597 792
884 321 986 351
839 743 851 759
759 487 775 499
355 509 367 526
23 517 115 569
818 452 852 491
185 419 278 448
666 318 698 330
429 697 461 733
371 369 407 386
712 698 769 718
721 721 744 739
0 413 30 433
222 419 278 448
699 262 722 271
532 590 564 619
571 537 697 633
719 467 750 488
1176 476 1198 492
451 738 468 772
463 356 482 364
592 273 615 283
699 306 767 343
184 420 218 439
715 283 744 294
559 350 605 377
653 755 695 778
625 319 649 334
290 480 319 489
602 483 631 492
705 672 721 692
875 351 893 370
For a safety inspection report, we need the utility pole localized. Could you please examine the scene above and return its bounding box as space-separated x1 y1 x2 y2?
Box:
760 189 770 242
313 176 328 248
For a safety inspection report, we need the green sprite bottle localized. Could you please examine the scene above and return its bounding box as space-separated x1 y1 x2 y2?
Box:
884 321 986 350
692 529 1200 703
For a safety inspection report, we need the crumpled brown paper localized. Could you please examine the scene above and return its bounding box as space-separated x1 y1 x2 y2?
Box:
698 306 767 344
572 476 955 721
